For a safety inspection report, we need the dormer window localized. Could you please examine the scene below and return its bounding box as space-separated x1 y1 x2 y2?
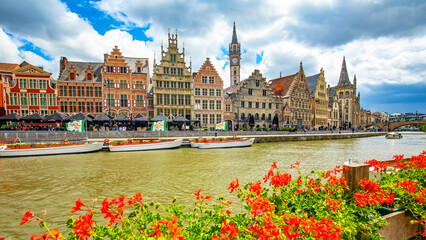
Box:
70 73 75 80
137 67 141 73
87 73 92 81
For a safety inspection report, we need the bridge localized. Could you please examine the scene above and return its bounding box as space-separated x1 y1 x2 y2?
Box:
365 119 426 131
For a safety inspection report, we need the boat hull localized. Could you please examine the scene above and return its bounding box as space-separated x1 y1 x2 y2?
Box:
0 142 104 157
108 139 183 152
197 138 255 149
385 132 402 139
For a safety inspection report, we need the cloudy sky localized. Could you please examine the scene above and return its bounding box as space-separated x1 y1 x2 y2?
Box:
1 0 425 114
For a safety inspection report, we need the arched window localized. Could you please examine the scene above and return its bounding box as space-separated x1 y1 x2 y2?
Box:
261 114 265 120
241 113 245 120
255 113 259 120
345 91 349 98
268 114 271 120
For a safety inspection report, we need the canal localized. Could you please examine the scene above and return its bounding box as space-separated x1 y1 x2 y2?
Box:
1 132 425 238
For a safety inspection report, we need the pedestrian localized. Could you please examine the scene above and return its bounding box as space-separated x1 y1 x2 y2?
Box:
21 121 26 131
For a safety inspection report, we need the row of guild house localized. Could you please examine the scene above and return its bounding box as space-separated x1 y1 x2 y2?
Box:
0 23 365 131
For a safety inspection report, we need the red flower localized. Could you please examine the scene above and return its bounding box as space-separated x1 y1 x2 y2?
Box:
194 189 203 200
73 213 94 239
128 192 143 206
270 173 292 188
71 198 85 213
249 181 263 196
20 209 34 225
228 178 239 193
221 220 239 239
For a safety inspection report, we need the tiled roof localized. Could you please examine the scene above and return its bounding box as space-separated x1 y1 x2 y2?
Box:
124 57 149 74
59 61 103 81
328 87 336 107
0 63 20 72
306 73 320 97
337 57 353 88
268 74 296 97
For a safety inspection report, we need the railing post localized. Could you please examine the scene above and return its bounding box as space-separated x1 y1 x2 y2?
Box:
344 163 370 192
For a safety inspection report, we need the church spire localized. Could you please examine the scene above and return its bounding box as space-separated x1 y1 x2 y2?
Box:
232 22 238 44
338 56 352 87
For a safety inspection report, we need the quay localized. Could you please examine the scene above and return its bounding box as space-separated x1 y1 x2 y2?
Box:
0 130 385 144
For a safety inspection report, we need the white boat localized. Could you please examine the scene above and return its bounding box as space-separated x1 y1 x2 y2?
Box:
108 138 183 152
0 142 103 157
385 132 403 139
196 138 255 149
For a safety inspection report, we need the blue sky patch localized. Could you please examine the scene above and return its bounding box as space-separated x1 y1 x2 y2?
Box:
256 51 264 64
18 38 53 61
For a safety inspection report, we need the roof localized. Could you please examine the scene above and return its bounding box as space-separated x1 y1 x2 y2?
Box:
232 22 238 44
328 86 336 107
224 80 246 94
306 73 321 97
268 74 296 97
0 63 20 72
59 61 103 81
124 57 149 74
337 57 353 88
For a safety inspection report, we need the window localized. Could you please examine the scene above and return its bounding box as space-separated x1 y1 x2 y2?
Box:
170 55 176 61
21 110 29 116
195 88 200 96
216 100 221 110
38 79 47 89
209 100 215 110
269 103 272 109
185 82 190 88
87 87 93 97
40 110 48 116
339 92 343 98
78 102 85 112
136 95 144 107
137 67 141 73
178 69 183 75
255 102 259 108
69 73 75 80
225 104 230 112
86 73 92 80
202 76 207 84
107 66 113 72
248 89 253 95
20 93 28 105
87 102 93 113
95 87 102 97
248 102 252 108
185 95 191 105
256 80 260 87
163 94 170 105
263 90 267 96
40 94 47 106
136 81 144 89
19 79 27 88
202 100 208 110
49 94 56 106
156 94 163 105
345 91 349 98
108 93 114 107
156 81 162 87
69 86 76 97
202 89 208 96
171 95 177 105
69 102 76 112
216 89 221 96
95 102 102 112
120 95 128 107
178 95 184 105
171 68 176 74
9 93 18 105
78 86 85 97
163 68 169 74
241 101 245 108
60 86 67 96
120 67 127 73
209 89 215 96
202 114 208 125
29 79 37 89
164 81 169 88
209 76 214 84
120 80 127 89
262 102 266 108
178 82 183 88
210 114 215 125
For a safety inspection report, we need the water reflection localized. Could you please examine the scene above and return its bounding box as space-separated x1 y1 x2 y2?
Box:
1 132 425 238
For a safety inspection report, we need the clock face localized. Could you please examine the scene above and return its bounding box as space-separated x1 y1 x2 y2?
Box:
232 58 238 64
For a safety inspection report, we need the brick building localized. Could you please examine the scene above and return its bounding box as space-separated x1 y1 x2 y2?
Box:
193 58 224 129
57 57 103 116
4 61 58 116
102 46 149 118
0 63 20 116
152 30 193 120
306 68 329 129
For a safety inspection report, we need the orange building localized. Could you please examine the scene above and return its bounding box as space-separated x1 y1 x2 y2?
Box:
102 46 149 118
193 58 224 129
4 61 58 116
0 63 20 116
57 57 103 116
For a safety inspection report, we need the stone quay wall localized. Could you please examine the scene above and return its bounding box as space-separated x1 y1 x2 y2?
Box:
0 130 384 143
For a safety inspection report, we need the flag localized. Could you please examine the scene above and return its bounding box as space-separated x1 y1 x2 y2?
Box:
151 120 167 131
66 120 85 132
215 121 227 130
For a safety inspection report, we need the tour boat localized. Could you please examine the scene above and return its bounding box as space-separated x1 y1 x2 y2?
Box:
195 137 255 149
0 141 104 157
385 132 403 139
106 138 183 152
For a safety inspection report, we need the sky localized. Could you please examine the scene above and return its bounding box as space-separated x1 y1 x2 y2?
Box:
0 0 425 114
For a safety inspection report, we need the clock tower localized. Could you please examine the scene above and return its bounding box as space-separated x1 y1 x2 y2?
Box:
229 22 241 86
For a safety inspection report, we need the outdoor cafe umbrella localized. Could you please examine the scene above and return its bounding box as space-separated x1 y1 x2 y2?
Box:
115 113 130 122
22 113 43 123
150 114 171 122
68 113 92 122
43 112 67 122
133 114 148 122
173 115 189 123
0 113 21 122
93 113 111 122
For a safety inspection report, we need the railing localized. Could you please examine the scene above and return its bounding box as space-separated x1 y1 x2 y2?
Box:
0 137 21 144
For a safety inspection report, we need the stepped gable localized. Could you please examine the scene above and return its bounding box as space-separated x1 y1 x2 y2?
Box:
337 56 353 88
59 61 103 81
268 73 297 97
306 73 321 97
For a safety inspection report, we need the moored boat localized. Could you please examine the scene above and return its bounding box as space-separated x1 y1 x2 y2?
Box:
196 137 255 149
385 132 403 139
106 138 183 152
0 141 103 157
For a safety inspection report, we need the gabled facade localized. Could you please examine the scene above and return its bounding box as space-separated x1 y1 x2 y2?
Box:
0 63 20 116
327 86 340 129
102 46 149 118
268 62 312 129
57 57 103 116
152 29 193 120
225 69 282 130
6 62 58 116
306 68 329 129
193 58 224 129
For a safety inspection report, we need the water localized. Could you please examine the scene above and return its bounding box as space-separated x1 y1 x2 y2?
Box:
1 132 425 238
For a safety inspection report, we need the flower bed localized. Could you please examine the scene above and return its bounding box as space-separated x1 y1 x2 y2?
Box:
20 152 426 239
